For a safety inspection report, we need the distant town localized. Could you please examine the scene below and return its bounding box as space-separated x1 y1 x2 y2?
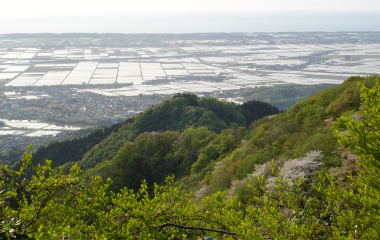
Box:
1 32 380 152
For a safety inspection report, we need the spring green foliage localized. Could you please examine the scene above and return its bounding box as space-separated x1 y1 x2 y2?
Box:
85 127 244 193
174 76 376 199
337 79 380 190
1 76 380 238
1 148 206 239
246 84 337 111
30 121 126 170
77 122 137 169
29 94 279 174
132 93 246 133
28 75 378 198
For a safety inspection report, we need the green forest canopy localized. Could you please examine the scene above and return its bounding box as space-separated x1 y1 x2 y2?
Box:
28 95 279 173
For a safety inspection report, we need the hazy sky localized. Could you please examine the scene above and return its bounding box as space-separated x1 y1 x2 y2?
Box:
2 0 380 14
1 0 380 33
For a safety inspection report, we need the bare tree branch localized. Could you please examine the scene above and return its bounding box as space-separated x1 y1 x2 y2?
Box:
153 222 237 235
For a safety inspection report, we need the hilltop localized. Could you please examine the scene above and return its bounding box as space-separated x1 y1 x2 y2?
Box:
26 94 279 190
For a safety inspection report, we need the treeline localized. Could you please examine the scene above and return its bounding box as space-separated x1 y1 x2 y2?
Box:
29 121 126 169
0 146 24 164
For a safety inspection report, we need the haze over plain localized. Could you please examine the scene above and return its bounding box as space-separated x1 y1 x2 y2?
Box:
1 0 380 33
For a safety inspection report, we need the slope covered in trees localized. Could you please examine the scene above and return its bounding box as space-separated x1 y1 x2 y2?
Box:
55 75 376 198
176 76 376 202
0 146 24 164
1 75 380 239
29 94 279 173
28 121 126 169
28 77 375 197
85 127 246 192
245 84 336 110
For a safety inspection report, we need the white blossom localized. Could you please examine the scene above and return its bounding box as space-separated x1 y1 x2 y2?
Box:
249 151 324 193
251 161 272 178
266 150 324 191
195 185 209 199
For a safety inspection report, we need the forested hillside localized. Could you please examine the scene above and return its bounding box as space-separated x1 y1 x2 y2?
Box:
245 84 336 110
28 93 279 173
78 76 375 198
25 78 374 196
1 75 380 239
25 121 126 169
0 146 24 164
176 76 374 203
